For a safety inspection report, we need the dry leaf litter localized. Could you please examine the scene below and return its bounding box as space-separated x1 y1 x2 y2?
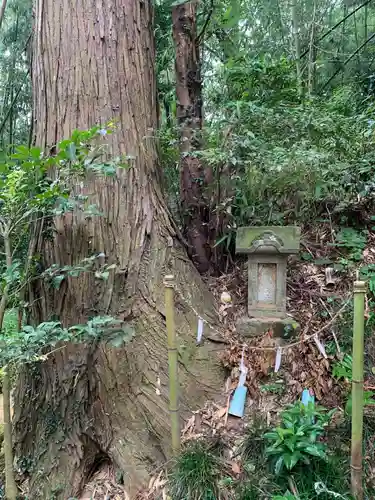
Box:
72 225 375 498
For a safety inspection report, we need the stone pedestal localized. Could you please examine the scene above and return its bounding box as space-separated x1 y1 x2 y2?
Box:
235 226 301 339
236 316 300 339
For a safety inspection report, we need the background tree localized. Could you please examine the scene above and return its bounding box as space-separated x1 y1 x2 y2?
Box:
172 0 213 272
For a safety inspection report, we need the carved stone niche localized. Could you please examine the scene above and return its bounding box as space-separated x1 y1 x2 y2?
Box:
235 226 301 338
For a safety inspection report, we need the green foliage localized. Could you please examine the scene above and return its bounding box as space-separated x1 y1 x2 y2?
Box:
332 355 353 381
0 126 131 371
345 390 375 415
276 459 352 499
260 380 285 395
360 264 375 295
168 442 222 500
161 47 375 244
264 402 335 475
0 316 133 367
0 124 119 269
333 228 367 265
43 255 117 290
240 416 267 462
332 355 375 414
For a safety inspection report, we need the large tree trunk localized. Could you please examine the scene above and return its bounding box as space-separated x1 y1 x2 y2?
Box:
13 1 223 498
172 1 213 273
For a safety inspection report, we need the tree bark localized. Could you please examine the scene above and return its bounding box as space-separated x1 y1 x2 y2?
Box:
172 0 212 273
13 1 223 498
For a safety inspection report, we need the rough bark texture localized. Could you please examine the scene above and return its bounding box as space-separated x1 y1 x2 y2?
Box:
13 1 224 498
172 1 212 273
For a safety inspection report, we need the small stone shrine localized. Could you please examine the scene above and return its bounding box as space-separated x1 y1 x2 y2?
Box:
236 226 301 338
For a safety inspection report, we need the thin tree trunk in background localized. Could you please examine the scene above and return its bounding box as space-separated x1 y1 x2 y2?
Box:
1 11 18 149
14 1 223 498
0 73 28 137
0 0 7 31
8 12 18 151
353 12 361 67
291 0 302 97
342 4 347 84
276 0 286 51
300 0 373 60
8 86 13 149
172 0 212 273
308 1 317 96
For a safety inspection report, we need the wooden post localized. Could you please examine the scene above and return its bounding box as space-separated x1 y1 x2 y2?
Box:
164 275 181 455
351 278 366 500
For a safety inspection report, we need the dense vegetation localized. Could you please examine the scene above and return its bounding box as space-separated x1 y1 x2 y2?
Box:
1 0 375 498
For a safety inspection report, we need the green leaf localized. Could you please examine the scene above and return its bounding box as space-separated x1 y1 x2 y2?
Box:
284 451 302 470
108 325 134 347
105 264 117 270
171 0 189 5
109 335 126 348
214 234 230 248
30 147 42 159
302 445 327 460
274 456 284 475
264 431 279 440
95 271 109 280
52 275 65 289
65 142 77 161
277 427 294 438
284 437 297 452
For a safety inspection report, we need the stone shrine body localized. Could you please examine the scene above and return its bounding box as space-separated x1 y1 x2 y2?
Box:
236 226 301 338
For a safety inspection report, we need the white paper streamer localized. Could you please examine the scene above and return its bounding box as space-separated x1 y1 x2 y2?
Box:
274 347 282 373
238 345 248 386
196 317 204 343
313 334 327 359
240 345 246 371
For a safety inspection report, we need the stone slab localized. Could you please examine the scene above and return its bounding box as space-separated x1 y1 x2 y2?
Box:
236 316 300 339
236 226 301 255
248 254 287 317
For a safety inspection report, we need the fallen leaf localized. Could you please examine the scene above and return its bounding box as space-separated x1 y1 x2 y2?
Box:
214 406 227 419
231 461 241 475
182 415 195 435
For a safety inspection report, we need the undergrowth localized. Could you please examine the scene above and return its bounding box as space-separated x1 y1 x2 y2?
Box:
167 405 375 499
168 441 225 500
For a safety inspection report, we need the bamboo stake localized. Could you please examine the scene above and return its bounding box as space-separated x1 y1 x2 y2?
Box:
351 278 366 500
0 231 17 500
164 275 181 455
3 367 16 500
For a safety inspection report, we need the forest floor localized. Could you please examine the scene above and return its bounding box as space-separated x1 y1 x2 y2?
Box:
79 222 375 499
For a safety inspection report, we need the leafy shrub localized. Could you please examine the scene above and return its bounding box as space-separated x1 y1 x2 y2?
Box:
333 228 367 264
264 402 335 474
332 355 353 381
